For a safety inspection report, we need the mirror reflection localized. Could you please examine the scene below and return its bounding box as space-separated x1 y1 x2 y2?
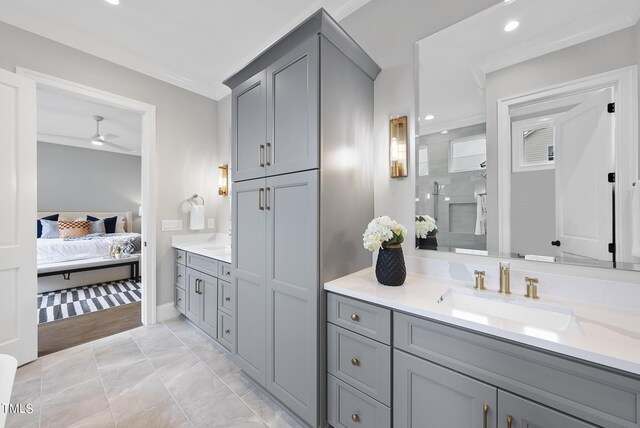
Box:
415 0 640 269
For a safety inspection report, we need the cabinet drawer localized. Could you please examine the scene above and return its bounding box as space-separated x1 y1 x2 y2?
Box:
327 324 391 406
174 287 185 315
498 390 597 428
328 374 390 428
187 253 219 277
327 293 391 344
218 262 232 281
394 312 640 428
175 263 186 289
217 311 235 352
218 280 234 314
174 249 186 265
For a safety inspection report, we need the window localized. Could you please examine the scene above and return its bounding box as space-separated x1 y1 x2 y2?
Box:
448 135 487 173
512 116 556 172
418 147 429 176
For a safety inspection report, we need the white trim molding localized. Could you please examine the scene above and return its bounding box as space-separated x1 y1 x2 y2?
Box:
16 67 159 325
497 66 638 262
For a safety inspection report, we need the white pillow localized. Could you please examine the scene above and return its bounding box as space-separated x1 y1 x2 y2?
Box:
40 219 60 239
115 216 126 233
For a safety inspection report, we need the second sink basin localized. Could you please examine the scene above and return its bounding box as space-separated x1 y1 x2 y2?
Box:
437 288 582 335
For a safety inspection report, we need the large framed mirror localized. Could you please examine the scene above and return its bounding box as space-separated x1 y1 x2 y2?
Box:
415 0 640 270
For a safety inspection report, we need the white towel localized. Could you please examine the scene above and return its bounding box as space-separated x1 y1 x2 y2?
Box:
475 194 487 235
190 205 205 231
632 185 640 257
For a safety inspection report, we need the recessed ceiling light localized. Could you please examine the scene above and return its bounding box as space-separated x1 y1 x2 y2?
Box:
504 21 520 32
105 0 119 5
441 130 448 134
425 115 435 120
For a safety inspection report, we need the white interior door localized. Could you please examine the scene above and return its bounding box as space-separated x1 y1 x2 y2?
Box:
0 69 37 365
555 89 614 261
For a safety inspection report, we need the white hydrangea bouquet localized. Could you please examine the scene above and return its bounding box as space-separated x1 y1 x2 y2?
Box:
363 216 408 286
363 216 407 251
415 215 438 238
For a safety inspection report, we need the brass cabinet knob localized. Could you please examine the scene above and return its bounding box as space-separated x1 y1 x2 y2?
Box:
225 329 231 335
351 314 359 321
351 358 360 366
177 274 182 278
351 413 359 422
225 297 231 302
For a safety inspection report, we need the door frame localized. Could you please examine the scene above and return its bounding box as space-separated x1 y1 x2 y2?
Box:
16 67 158 325
497 66 638 262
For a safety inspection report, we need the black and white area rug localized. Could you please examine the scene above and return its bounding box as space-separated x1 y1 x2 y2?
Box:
37 280 141 324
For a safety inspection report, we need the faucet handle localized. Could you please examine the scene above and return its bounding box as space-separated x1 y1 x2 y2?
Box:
473 270 486 290
524 277 540 299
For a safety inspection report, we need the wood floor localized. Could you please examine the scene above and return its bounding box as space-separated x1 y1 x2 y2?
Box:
38 301 142 357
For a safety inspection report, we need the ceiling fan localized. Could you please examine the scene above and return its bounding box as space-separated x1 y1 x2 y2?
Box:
38 115 132 152
88 115 132 152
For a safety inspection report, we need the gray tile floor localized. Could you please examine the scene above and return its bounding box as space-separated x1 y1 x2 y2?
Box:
6 316 304 428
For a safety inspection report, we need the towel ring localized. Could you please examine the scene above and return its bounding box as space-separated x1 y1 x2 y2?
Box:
189 194 205 207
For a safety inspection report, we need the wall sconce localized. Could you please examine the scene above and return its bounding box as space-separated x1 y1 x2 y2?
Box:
218 164 229 196
389 116 408 178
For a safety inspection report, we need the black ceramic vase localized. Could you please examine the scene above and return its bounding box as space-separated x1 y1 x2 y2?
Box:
375 245 406 286
417 235 438 250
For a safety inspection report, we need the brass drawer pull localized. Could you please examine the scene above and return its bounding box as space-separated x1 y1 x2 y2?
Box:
350 314 359 321
259 144 265 167
483 403 488 428
258 188 264 210
507 415 513 428
266 142 271 166
351 413 359 422
351 358 360 366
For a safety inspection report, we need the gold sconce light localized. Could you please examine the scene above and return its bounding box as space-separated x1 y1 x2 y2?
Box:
389 116 408 178
218 164 229 196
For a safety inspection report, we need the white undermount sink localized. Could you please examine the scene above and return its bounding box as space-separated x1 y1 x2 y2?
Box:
437 288 582 335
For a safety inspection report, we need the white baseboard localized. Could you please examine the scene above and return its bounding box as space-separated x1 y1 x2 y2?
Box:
156 302 180 322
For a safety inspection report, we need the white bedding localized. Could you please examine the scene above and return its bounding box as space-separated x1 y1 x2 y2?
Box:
37 237 113 265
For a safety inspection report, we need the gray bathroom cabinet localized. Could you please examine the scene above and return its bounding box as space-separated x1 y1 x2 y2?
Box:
174 249 234 351
326 292 640 428
226 9 380 428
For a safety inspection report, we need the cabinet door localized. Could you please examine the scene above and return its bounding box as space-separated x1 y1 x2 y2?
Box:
265 170 319 425
233 178 267 385
199 273 218 338
232 70 266 182
498 391 597 428
394 350 496 428
266 36 319 177
185 268 200 323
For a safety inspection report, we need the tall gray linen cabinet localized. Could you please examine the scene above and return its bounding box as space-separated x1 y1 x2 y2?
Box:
223 9 380 427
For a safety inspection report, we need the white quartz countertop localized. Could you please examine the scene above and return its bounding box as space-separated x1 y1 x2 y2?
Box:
172 242 231 264
325 268 640 376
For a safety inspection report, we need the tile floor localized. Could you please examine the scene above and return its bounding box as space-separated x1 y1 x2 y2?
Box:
6 316 303 428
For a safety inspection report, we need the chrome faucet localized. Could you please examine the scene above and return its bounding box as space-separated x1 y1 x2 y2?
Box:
499 262 511 294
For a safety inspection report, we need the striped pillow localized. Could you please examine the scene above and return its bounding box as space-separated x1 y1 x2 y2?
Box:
58 220 90 238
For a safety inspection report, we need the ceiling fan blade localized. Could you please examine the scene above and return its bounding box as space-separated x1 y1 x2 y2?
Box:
102 140 133 152
104 133 120 140
38 132 88 141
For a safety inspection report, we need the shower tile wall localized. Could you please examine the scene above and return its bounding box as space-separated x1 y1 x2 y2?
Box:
415 123 487 251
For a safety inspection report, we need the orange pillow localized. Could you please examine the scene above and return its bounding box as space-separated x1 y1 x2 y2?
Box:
58 220 90 238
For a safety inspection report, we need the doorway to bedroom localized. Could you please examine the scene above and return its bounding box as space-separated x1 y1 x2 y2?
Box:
20 69 157 356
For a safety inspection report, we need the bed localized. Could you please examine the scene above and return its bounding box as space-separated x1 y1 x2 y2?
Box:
37 211 141 291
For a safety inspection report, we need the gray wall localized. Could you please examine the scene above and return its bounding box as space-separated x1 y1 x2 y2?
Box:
0 21 220 307
510 170 555 257
485 25 639 253
37 142 142 233
216 95 232 237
